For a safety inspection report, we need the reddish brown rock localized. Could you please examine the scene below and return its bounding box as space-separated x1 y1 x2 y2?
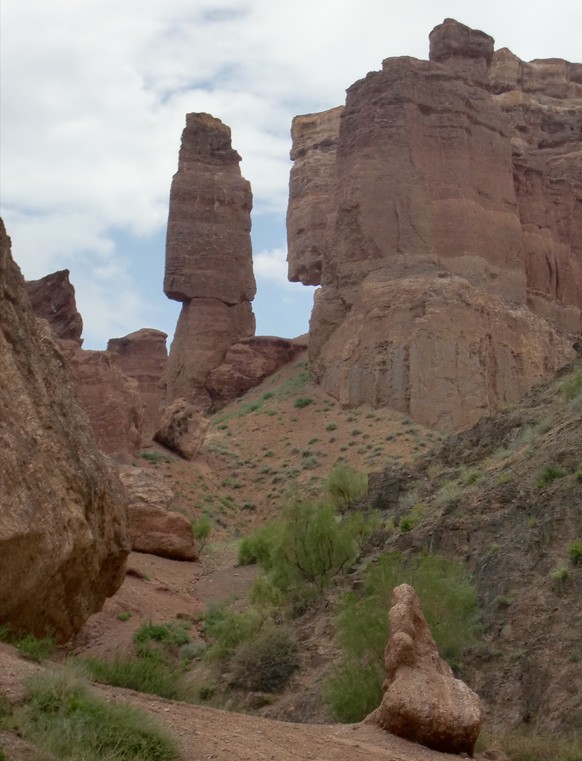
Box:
60 344 144 457
367 584 481 755
119 468 198 561
0 219 129 642
154 398 209 460
205 336 307 409
164 113 257 408
287 19 580 431
25 269 83 345
108 328 168 438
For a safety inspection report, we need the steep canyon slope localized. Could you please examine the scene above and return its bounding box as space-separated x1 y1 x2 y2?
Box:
287 18 581 431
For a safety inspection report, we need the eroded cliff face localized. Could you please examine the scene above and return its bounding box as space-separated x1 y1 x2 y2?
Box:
164 113 257 411
0 219 130 641
287 18 580 430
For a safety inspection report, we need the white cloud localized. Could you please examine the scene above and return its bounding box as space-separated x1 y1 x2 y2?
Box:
254 247 292 287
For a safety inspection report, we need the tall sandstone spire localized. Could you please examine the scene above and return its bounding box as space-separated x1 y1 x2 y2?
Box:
164 113 257 411
287 18 581 431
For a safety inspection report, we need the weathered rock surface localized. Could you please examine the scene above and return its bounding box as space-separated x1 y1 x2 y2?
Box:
119 469 198 561
0 219 130 641
164 113 257 408
287 18 580 430
154 398 209 460
25 269 83 345
108 328 168 439
367 583 481 755
205 336 307 409
59 344 144 457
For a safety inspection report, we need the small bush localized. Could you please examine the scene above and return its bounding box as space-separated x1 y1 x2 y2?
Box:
399 502 428 533
294 397 314 409
562 368 582 401
324 659 383 723
15 634 55 663
191 516 212 552
116 611 133 622
230 627 299 692
568 538 582 565
237 523 281 568
488 727 582 761
203 602 264 664
138 450 172 464
9 666 179 760
536 464 567 489
134 621 191 655
325 464 368 513
326 422 337 431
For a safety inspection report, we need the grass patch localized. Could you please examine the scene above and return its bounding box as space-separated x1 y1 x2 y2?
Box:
138 450 173 464
294 397 314 409
562 367 582 402
8 666 179 760
536 464 567 489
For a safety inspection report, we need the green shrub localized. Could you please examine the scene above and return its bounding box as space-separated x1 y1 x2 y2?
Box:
117 611 133 622
83 653 194 702
294 397 314 409
133 621 191 657
568 538 582 565
325 464 368 513
230 627 299 692
562 368 582 402
191 516 212 552
326 422 337 432
487 727 582 761
203 602 264 664
399 502 428 532
237 522 281 568
536 464 567 488
325 552 479 721
15 634 54 663
138 450 172 464
9 666 179 760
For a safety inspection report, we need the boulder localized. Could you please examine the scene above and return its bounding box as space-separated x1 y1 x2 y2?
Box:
108 328 168 438
119 468 198 561
154 398 209 460
0 219 130 641
367 583 481 755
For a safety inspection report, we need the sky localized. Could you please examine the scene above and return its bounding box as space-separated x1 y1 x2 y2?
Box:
1 1 581 350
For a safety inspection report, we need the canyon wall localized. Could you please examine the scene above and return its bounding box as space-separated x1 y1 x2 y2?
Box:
287 18 580 430
0 219 129 641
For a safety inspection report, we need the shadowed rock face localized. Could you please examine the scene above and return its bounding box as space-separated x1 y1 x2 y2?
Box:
25 269 83 345
0 219 130 641
286 18 580 431
108 329 168 439
164 113 257 410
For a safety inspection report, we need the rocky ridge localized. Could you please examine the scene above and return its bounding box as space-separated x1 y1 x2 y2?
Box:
287 18 581 431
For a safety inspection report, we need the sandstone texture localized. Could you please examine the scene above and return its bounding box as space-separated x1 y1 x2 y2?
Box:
60 344 144 457
25 269 83 345
154 398 209 460
367 583 481 755
119 468 198 561
0 219 130 641
164 113 257 410
287 18 580 430
108 328 168 439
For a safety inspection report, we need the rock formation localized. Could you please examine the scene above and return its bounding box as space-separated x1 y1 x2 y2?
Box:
367 583 481 755
164 113 257 411
154 398 209 460
0 219 130 641
25 269 83 345
287 18 580 431
108 328 168 438
119 469 198 561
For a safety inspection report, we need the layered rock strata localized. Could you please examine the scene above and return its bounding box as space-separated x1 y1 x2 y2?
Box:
287 18 580 430
367 584 481 755
108 328 168 438
164 113 257 410
0 219 130 641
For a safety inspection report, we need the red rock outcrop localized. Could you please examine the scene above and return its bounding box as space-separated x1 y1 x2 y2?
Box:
287 18 580 431
108 328 168 439
58 343 144 457
164 113 257 410
367 584 481 755
154 398 209 461
25 269 83 345
0 219 130 641
119 469 198 561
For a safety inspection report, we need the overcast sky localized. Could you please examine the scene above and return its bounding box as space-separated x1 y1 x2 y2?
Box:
1 1 581 349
